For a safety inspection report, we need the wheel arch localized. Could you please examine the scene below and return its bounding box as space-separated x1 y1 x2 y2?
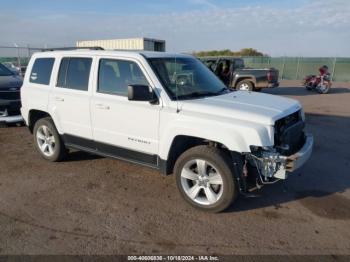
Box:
161 135 233 175
28 108 63 134
233 76 256 89
28 109 51 133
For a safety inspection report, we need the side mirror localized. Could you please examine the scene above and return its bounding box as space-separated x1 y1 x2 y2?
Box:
128 85 158 103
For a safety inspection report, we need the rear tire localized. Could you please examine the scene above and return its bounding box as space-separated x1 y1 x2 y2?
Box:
236 80 254 91
305 83 313 91
174 146 238 213
33 117 67 162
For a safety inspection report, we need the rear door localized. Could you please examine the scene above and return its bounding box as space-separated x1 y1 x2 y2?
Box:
49 56 94 142
22 57 55 119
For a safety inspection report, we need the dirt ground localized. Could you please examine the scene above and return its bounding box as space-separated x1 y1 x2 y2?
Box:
0 81 350 255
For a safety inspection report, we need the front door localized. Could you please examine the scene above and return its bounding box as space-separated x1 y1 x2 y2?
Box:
90 57 161 166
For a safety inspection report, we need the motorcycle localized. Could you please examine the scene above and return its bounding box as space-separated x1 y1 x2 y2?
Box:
303 72 332 94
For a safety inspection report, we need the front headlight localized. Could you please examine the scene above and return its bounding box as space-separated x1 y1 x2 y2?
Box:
300 109 305 121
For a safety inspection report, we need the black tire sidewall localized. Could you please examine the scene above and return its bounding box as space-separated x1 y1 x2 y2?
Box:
174 146 237 213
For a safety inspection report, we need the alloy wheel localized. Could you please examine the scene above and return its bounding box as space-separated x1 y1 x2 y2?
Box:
239 83 250 91
180 159 224 205
36 125 56 157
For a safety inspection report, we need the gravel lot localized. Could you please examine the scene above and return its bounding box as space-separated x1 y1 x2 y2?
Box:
0 81 350 255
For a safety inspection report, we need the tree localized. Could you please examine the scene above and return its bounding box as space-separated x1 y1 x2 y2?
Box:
238 48 264 57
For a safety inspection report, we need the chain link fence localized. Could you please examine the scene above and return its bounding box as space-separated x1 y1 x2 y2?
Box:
242 56 350 82
1 46 349 82
0 46 43 66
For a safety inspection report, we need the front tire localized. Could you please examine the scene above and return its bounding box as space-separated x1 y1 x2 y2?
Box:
317 82 331 94
33 117 67 162
174 146 238 213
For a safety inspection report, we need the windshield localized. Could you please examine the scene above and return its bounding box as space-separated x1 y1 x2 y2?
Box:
0 63 14 76
148 57 229 100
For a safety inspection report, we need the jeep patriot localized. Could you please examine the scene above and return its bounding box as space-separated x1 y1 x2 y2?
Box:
21 49 313 212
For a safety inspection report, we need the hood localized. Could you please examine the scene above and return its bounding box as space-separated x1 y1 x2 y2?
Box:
181 91 301 125
0 75 23 90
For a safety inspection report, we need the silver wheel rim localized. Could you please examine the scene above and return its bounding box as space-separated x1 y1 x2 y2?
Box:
239 83 250 91
36 125 56 157
181 159 224 206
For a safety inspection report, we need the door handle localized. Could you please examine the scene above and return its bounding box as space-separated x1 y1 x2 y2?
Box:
55 97 64 102
95 104 110 110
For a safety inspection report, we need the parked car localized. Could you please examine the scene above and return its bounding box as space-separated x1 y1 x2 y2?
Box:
0 63 23 124
2 62 27 77
21 49 313 212
2 62 21 76
200 57 279 91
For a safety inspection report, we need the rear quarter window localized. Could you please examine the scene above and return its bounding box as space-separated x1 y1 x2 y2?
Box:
30 58 55 85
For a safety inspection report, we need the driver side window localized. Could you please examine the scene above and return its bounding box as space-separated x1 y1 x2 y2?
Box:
98 59 149 96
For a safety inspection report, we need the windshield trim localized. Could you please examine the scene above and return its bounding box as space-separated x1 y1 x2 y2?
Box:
146 57 177 100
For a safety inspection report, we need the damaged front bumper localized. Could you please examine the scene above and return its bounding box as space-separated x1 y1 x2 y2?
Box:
248 134 313 180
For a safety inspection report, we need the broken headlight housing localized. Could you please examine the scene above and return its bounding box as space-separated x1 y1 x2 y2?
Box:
248 146 288 180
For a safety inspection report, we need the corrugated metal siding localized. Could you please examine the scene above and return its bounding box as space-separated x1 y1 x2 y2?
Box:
76 38 165 51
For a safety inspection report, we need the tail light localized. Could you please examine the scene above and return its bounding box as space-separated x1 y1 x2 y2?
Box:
267 71 272 82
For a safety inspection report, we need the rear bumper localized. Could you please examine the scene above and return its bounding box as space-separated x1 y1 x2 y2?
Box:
268 82 279 88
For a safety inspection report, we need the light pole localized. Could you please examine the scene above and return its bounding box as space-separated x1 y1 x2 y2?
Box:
14 43 21 70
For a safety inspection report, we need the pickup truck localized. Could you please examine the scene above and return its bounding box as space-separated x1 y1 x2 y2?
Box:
200 57 279 91
21 49 312 212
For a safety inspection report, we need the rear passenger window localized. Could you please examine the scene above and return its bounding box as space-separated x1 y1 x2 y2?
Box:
57 57 92 91
30 58 55 85
98 59 149 96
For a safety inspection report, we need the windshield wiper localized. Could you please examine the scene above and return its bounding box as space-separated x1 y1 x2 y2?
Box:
215 87 231 94
177 88 231 100
177 91 217 99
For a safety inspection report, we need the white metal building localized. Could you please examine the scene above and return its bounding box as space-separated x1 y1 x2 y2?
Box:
76 38 166 52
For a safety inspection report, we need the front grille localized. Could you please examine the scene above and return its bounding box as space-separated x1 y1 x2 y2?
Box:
274 110 305 155
7 107 21 116
0 101 21 116
0 91 20 100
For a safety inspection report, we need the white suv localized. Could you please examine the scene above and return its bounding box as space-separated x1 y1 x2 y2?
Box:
21 49 313 212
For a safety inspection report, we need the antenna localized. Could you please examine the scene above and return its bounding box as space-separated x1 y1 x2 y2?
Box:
175 56 180 113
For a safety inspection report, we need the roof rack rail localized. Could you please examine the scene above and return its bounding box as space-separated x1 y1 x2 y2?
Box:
41 46 104 51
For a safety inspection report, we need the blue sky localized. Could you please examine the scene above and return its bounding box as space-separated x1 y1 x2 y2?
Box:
2 0 305 15
1 0 349 56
